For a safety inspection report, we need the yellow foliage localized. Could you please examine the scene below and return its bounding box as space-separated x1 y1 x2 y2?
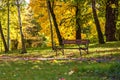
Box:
29 0 105 45
110 4 116 8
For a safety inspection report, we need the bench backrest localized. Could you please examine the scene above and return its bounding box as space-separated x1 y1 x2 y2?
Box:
62 39 90 45
76 40 90 45
62 40 76 44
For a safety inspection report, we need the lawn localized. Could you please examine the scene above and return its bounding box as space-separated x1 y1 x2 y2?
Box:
0 41 120 80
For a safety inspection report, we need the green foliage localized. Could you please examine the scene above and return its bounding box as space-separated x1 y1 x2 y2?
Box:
108 62 120 79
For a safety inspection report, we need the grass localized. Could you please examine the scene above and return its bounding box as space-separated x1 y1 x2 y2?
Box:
0 60 118 80
0 41 120 80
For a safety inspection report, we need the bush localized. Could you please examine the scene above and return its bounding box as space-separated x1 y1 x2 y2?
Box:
11 39 18 50
25 37 47 48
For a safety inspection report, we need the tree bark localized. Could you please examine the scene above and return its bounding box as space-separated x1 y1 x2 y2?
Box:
7 0 10 51
105 0 117 41
46 0 54 49
75 3 81 40
47 0 63 46
92 0 105 44
0 21 9 52
16 0 27 53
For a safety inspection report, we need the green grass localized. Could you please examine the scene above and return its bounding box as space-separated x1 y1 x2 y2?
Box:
0 41 120 80
0 60 119 80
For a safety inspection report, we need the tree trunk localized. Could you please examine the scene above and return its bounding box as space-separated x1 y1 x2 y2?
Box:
46 0 54 49
16 0 27 53
7 0 10 50
75 3 81 40
92 0 105 44
0 21 9 52
105 0 117 41
47 0 63 46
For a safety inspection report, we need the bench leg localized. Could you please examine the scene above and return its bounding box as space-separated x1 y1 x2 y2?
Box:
62 49 64 55
86 48 89 54
61 46 64 55
53 46 59 56
56 50 58 56
79 48 82 56
80 49 82 56
53 48 58 56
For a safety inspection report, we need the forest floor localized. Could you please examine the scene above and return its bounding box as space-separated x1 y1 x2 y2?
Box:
0 41 120 80
0 41 120 62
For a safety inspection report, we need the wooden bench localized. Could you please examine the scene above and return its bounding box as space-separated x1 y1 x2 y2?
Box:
54 39 90 55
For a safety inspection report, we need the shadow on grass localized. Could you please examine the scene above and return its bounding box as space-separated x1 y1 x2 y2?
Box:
89 48 120 54
90 41 120 48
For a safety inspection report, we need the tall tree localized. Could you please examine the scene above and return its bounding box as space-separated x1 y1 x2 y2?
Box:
46 1 54 49
92 0 105 44
0 21 9 52
75 2 81 40
0 0 9 52
46 0 63 46
105 0 118 41
16 0 27 53
7 0 10 50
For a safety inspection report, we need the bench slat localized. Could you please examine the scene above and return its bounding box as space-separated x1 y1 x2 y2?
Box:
62 40 76 44
56 47 88 49
63 40 90 44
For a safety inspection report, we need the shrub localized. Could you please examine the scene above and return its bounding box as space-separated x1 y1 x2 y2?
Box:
11 39 18 50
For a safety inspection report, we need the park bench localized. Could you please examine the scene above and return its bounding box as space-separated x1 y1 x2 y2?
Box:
54 39 90 55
